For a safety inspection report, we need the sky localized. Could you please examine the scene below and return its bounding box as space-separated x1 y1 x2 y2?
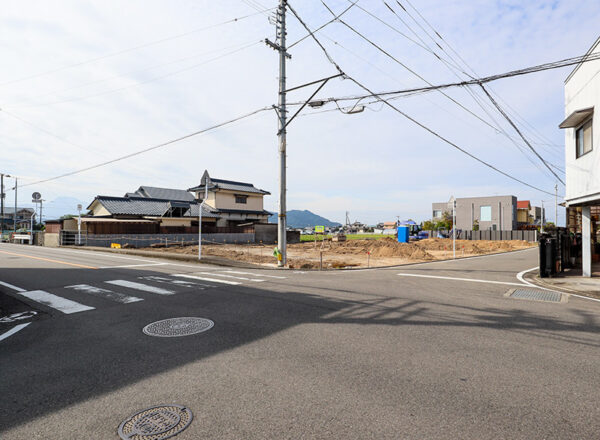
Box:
1 0 599 224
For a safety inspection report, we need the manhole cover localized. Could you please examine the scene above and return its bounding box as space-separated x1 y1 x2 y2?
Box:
118 404 192 439
509 288 563 303
143 317 214 337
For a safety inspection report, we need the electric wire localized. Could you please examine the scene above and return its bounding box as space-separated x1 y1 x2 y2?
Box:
7 41 263 109
286 1 559 197
320 1 518 137
399 0 566 155
0 9 273 88
3 38 268 108
288 0 359 49
381 0 563 181
17 107 272 188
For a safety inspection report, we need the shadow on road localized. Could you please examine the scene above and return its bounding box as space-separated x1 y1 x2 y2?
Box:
1 266 598 433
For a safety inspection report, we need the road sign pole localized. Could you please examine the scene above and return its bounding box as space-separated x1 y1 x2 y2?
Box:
77 204 82 245
13 178 17 233
1 174 4 233
453 199 456 259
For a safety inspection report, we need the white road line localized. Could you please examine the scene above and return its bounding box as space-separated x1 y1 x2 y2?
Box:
516 267 600 304
18 290 95 314
223 270 286 279
98 263 168 269
174 274 241 285
195 272 264 282
397 273 525 286
138 276 210 288
105 280 175 295
516 267 545 288
0 280 26 292
0 323 31 342
66 284 143 304
0 244 157 263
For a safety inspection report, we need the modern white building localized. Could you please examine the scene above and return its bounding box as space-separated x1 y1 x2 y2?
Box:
559 36 600 277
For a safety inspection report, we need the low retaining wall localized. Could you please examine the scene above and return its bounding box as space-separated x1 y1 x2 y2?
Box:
78 233 254 248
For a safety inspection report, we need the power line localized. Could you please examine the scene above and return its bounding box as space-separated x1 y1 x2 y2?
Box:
388 0 564 183
398 0 568 155
3 38 267 108
0 9 272 88
287 1 559 197
6 41 263 109
477 84 565 185
299 51 600 104
376 0 559 182
288 0 359 49
17 107 272 189
320 2 516 136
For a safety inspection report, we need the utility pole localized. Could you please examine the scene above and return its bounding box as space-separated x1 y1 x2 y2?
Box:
452 198 456 259
555 184 558 228
266 0 289 267
541 200 545 234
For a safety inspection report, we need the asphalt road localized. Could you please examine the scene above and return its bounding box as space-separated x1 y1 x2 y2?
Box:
1 243 599 439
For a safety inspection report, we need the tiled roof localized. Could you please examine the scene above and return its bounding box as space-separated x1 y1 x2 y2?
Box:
215 208 272 215
91 196 218 218
134 186 195 202
188 177 270 195
517 200 531 209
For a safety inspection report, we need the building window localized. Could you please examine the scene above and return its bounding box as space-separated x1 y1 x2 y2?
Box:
576 119 593 158
480 206 492 222
433 210 442 219
235 194 247 204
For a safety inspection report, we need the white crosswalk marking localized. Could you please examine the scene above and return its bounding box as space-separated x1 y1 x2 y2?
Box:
174 274 241 285
18 290 95 314
195 272 264 282
138 276 210 288
66 284 143 304
222 270 286 279
105 280 175 295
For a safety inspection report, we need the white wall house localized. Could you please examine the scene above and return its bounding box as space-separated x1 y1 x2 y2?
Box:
559 36 600 277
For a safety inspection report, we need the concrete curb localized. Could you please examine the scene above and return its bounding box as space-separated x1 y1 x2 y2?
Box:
526 273 600 298
67 245 537 272
75 246 270 269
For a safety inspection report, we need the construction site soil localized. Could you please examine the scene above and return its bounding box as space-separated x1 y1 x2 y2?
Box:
144 237 536 269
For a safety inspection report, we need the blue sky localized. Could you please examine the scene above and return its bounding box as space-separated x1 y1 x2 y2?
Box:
0 0 598 224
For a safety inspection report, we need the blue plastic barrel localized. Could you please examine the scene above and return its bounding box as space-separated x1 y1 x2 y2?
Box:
397 226 409 243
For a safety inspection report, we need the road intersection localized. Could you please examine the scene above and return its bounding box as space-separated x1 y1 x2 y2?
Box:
1 243 599 439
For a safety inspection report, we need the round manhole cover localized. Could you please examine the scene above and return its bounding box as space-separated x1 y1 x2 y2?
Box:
118 404 192 440
142 317 214 337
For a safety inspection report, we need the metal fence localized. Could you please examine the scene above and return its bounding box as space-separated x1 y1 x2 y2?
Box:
60 231 255 248
426 230 537 242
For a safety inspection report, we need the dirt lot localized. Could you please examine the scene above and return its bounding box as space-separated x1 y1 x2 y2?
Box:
144 237 536 269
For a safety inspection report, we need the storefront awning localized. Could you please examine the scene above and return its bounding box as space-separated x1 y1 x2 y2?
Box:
559 107 594 129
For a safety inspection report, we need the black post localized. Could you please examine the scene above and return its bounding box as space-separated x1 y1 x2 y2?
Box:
0 174 4 233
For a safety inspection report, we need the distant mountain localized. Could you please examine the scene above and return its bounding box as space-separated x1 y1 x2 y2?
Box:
268 209 342 229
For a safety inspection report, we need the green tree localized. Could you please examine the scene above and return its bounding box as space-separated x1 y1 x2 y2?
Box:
422 220 436 231
472 219 479 231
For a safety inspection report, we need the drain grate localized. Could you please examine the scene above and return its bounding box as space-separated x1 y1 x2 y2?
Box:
510 288 563 303
118 404 192 439
143 317 214 337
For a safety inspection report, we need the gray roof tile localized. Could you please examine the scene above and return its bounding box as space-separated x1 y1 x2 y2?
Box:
93 196 218 218
135 186 195 202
